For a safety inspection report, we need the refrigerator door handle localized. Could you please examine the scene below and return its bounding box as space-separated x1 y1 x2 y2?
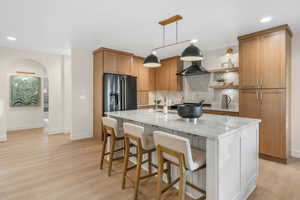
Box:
120 79 123 110
124 79 127 109
121 78 125 110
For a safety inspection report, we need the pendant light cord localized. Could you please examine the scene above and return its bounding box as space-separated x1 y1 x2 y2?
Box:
176 21 178 43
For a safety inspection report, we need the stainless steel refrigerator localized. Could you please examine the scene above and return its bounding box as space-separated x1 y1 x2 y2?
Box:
103 73 137 112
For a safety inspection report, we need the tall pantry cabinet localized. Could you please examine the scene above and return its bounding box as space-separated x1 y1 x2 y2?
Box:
239 25 292 163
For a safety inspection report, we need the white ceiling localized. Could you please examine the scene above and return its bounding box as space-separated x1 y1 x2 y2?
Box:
0 0 299 58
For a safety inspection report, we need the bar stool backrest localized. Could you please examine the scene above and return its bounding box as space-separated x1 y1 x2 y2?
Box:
102 117 121 137
153 131 196 170
123 123 145 147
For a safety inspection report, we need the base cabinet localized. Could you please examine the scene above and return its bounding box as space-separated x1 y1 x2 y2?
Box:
259 89 286 159
240 89 286 160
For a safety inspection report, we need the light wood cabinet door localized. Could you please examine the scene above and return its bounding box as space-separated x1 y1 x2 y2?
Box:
155 57 182 91
239 89 260 119
139 64 150 91
155 60 169 91
103 51 117 74
239 37 260 89
149 68 156 91
168 57 182 91
259 89 286 158
117 54 132 75
260 31 285 89
133 56 156 91
131 56 140 77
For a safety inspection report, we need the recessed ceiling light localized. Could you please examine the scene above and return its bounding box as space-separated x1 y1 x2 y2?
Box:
6 36 16 41
260 16 272 23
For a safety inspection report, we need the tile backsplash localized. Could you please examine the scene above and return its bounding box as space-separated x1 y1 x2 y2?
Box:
149 46 239 111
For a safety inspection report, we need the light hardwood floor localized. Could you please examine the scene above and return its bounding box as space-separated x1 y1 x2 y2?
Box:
1 129 300 200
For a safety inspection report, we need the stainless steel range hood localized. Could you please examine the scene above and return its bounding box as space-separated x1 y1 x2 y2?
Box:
176 61 209 76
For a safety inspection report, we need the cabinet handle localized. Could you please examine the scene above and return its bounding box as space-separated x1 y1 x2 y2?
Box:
260 80 263 89
260 92 263 104
256 91 259 103
256 80 259 88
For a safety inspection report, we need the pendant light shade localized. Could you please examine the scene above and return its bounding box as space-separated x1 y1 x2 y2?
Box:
144 54 161 67
181 44 203 61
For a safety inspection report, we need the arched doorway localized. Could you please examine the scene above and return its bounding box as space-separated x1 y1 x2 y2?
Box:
7 59 49 134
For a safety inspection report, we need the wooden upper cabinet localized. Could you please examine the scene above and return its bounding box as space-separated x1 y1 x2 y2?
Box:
155 56 182 91
149 68 156 91
260 31 285 89
117 54 132 75
155 59 170 91
133 56 155 91
239 25 291 90
239 37 260 89
259 89 286 158
103 49 133 75
168 57 182 91
103 51 118 74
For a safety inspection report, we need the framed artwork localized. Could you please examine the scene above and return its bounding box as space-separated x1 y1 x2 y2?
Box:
10 75 41 107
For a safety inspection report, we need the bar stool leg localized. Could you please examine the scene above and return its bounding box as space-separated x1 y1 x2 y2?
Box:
156 148 164 200
178 159 187 200
134 150 142 200
108 135 116 177
148 152 152 175
122 137 130 189
99 133 108 170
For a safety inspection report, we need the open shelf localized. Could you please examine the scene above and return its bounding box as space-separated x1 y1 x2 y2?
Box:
209 85 239 89
207 67 240 73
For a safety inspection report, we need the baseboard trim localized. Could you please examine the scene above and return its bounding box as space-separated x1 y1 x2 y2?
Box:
291 150 300 158
259 153 287 164
7 125 44 132
47 129 65 135
64 128 72 134
71 134 93 141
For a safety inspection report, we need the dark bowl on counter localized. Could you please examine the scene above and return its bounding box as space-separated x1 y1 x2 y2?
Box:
177 103 203 118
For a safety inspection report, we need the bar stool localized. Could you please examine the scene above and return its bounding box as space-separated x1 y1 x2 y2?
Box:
99 117 125 176
153 131 206 200
122 123 171 200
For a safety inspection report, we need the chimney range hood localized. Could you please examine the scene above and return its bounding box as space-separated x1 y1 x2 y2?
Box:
177 61 209 76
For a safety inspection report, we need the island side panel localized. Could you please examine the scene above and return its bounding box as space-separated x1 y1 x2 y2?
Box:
208 123 259 200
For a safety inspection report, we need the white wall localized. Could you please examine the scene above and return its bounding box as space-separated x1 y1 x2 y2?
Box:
0 47 67 138
0 70 7 141
63 56 72 133
291 32 300 158
71 48 93 140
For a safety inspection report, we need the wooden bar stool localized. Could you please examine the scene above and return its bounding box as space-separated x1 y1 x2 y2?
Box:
99 117 125 176
122 123 171 200
153 131 206 200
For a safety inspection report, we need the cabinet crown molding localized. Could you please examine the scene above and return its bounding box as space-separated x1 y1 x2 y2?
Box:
238 24 293 41
93 47 134 56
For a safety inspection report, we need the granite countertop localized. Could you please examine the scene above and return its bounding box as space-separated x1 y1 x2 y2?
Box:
106 109 260 140
138 104 239 113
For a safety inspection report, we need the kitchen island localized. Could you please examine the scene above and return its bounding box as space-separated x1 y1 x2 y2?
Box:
106 109 260 200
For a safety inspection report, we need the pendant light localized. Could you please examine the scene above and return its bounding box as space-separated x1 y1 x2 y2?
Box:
181 41 203 61
144 52 161 67
144 15 203 66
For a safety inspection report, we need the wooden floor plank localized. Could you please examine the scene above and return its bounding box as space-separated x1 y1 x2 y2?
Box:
1 128 300 200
